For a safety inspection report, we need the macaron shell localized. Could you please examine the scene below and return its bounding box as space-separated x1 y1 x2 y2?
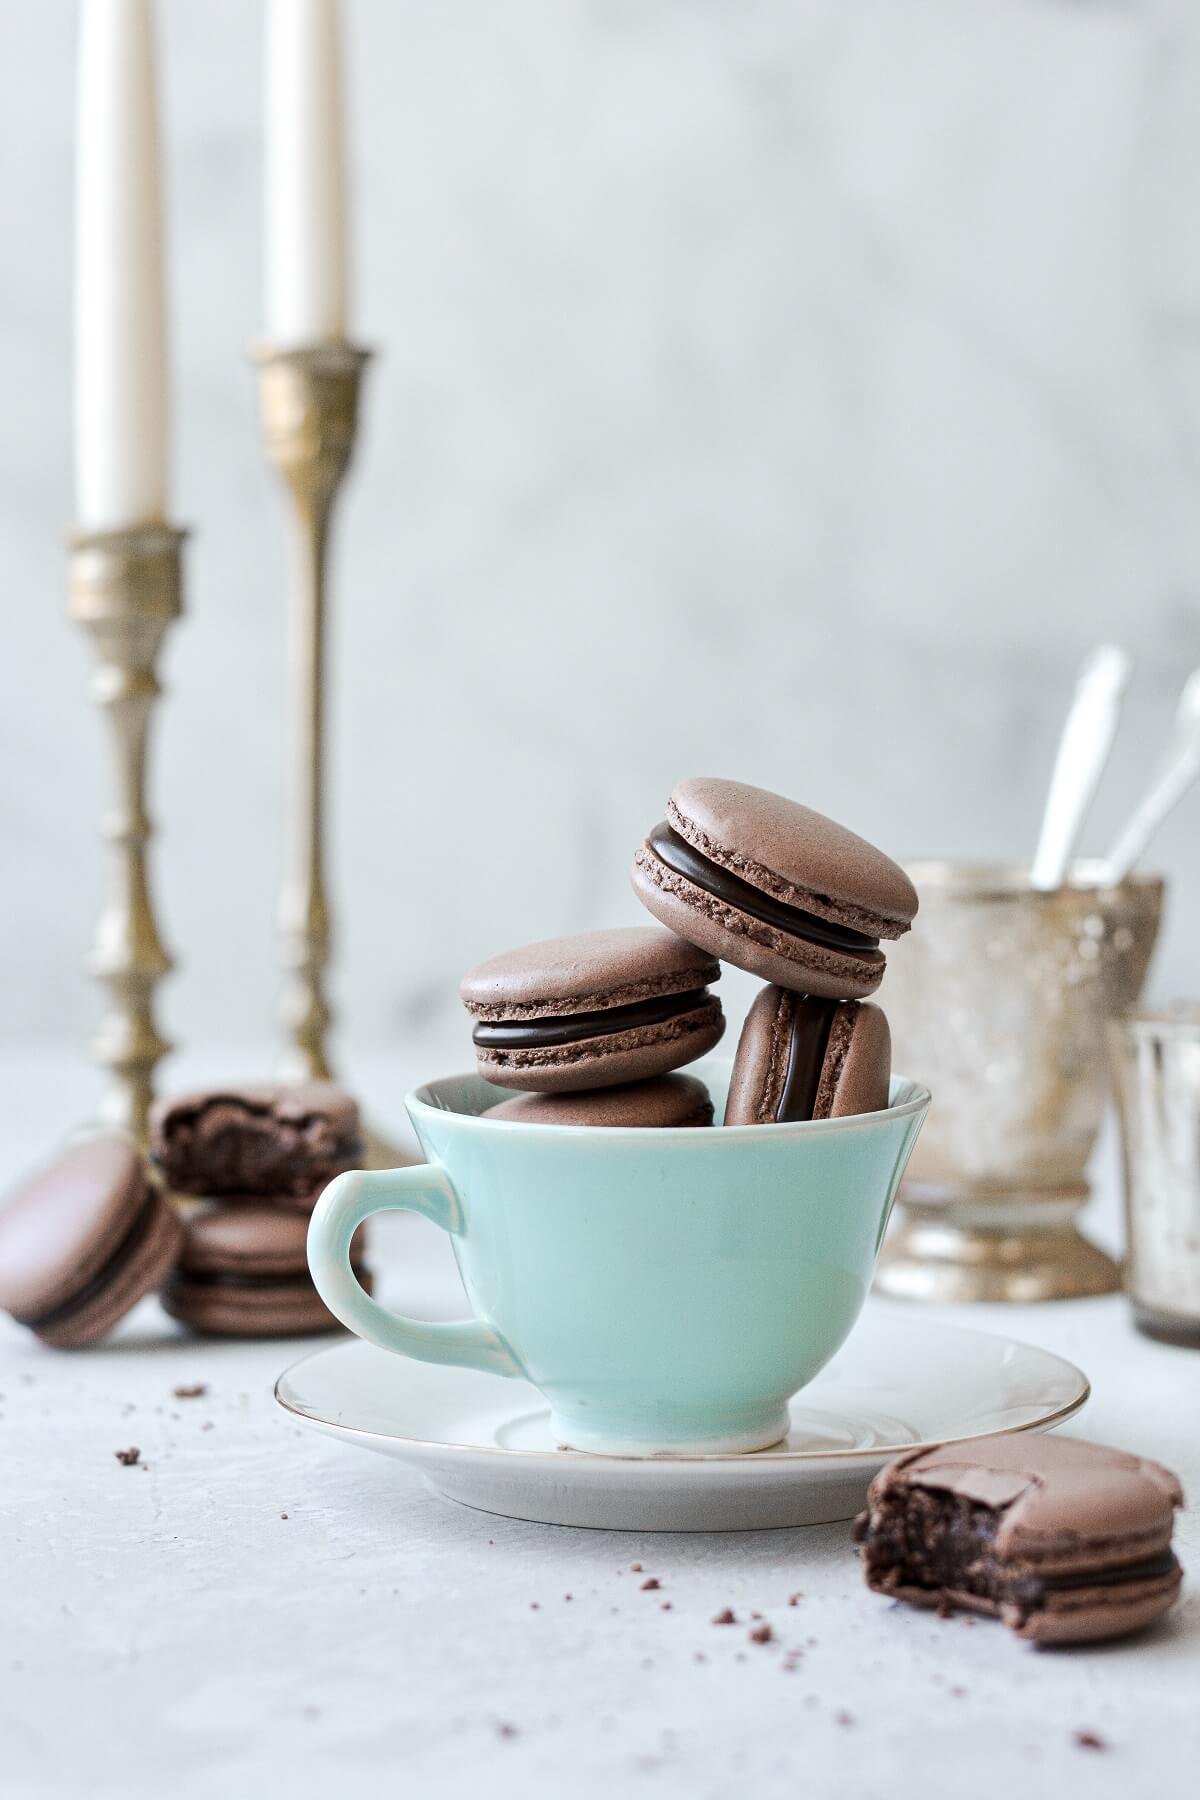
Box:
1004 1566 1184 1645
632 853 884 999
162 1269 372 1338
878 1434 1184 1563
36 1194 185 1351
474 994 725 1093
724 986 796 1126
460 925 720 1016
816 1002 891 1119
149 1081 361 1199
174 1203 368 1278
486 1073 714 1128
0 1135 151 1322
668 778 917 934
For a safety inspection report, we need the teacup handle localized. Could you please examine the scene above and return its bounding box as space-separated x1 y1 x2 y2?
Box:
307 1166 520 1377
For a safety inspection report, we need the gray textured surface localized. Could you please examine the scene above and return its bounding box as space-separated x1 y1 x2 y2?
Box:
4 2 1200 1061
2 1045 1198 1799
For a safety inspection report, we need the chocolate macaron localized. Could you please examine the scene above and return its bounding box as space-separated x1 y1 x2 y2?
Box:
0 1134 183 1349
854 1434 1184 1645
150 1082 361 1205
486 1073 714 1128
461 926 724 1093
725 988 891 1125
632 778 917 999
163 1204 370 1337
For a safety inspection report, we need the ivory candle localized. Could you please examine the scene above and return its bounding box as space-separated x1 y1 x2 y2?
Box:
265 0 349 345
74 0 169 530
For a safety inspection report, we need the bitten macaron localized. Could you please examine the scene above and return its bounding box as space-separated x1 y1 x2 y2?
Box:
460 926 724 1092
632 778 917 999
854 1434 1184 1645
725 988 891 1125
150 1081 361 1206
486 1073 714 1128
0 1134 184 1349
162 1203 370 1337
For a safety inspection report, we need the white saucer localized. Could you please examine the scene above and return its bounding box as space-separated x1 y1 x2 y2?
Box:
275 1311 1088 1531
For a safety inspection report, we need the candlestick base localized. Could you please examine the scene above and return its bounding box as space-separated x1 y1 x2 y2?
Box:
68 523 185 1143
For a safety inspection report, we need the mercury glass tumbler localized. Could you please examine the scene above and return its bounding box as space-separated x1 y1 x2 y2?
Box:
876 862 1163 1303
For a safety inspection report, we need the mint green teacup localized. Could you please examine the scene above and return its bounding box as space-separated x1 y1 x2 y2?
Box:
307 1058 929 1457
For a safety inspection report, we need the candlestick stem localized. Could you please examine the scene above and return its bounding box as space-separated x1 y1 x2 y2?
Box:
68 524 185 1142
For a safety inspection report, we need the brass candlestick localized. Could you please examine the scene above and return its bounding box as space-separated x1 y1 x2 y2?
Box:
68 524 185 1143
256 343 403 1167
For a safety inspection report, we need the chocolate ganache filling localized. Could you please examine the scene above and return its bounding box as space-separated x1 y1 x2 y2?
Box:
776 998 839 1122
472 986 712 1051
646 822 880 955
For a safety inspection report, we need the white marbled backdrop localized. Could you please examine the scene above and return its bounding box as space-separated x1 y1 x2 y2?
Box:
4 0 1200 1087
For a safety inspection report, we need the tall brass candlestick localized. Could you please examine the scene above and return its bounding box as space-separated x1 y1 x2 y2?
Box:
256 343 399 1164
256 343 366 1084
68 524 185 1142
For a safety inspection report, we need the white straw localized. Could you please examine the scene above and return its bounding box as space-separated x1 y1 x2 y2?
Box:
1100 668 1200 885
1030 644 1132 890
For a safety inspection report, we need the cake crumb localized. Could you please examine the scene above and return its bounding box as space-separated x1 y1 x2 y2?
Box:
835 1711 854 1728
640 1577 661 1591
114 1447 140 1466
749 1624 774 1645
712 1608 737 1626
173 1383 207 1399
630 1562 643 1572
495 1723 518 1740
787 1592 802 1606
1074 1731 1108 1752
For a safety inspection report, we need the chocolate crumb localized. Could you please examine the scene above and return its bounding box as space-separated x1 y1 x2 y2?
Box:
787 1592 802 1606
173 1383 208 1399
530 1602 540 1611
495 1723 518 1740
114 1447 140 1466
563 1594 573 1602
749 1624 774 1644
630 1562 643 1572
835 1711 854 1728
750 1611 763 1621
660 1602 672 1612
1074 1731 1108 1752
640 1578 661 1591
711 1608 736 1626
280 1512 288 1520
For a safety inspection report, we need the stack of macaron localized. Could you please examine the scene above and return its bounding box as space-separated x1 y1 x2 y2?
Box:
0 1082 367 1348
149 1083 369 1337
461 777 918 1127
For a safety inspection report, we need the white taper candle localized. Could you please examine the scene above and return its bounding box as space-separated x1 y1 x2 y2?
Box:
265 0 349 345
74 0 169 530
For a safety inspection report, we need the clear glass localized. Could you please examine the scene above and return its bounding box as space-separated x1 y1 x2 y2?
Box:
1109 1006 1200 1347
